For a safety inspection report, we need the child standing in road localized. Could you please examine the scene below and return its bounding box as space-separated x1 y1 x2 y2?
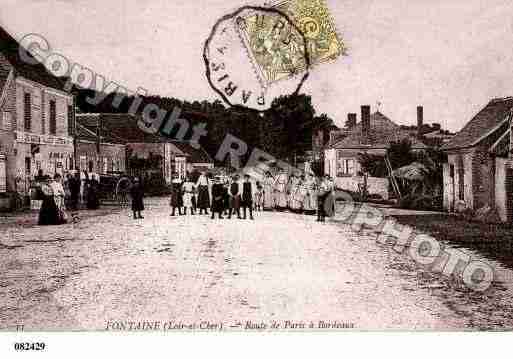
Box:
254 181 263 212
182 176 196 215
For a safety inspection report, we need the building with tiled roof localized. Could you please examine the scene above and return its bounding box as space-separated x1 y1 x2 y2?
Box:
441 97 513 222
324 105 429 200
75 121 126 174
441 97 513 151
329 111 427 151
0 26 75 194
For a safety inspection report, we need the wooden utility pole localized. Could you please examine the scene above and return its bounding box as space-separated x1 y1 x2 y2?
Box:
72 97 78 170
96 115 101 173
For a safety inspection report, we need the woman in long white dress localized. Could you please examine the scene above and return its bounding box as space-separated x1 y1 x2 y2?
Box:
288 174 303 212
295 175 309 213
303 173 318 214
274 172 288 210
262 171 275 210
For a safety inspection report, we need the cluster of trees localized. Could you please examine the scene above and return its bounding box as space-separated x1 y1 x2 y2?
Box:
75 89 336 167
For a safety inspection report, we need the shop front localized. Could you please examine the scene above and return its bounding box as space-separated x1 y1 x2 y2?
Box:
13 130 74 194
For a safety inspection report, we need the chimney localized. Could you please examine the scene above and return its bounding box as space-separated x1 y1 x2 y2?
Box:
417 106 424 137
347 113 357 129
361 105 371 136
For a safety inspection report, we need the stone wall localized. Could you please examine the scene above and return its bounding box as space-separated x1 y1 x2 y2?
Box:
472 146 495 210
334 176 390 200
495 158 513 222
445 150 474 211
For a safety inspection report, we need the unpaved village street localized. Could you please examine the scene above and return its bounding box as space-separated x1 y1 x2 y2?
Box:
1 198 513 331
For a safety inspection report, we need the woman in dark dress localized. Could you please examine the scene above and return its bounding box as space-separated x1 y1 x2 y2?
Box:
130 177 145 219
195 172 211 215
38 179 59 225
86 174 100 210
210 177 225 219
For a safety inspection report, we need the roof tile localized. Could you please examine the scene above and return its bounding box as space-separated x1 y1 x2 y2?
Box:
441 97 513 150
330 111 427 150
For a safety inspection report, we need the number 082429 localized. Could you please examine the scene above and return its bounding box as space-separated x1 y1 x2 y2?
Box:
14 342 46 351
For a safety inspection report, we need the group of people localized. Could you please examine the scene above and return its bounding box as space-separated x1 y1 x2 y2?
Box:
165 170 335 222
260 171 335 222
34 169 102 226
169 172 256 220
33 168 336 225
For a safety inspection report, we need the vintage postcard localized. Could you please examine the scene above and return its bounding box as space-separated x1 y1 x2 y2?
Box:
0 0 513 355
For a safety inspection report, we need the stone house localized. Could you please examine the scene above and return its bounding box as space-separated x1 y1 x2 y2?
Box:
0 27 74 194
75 119 126 174
324 105 428 200
441 97 513 222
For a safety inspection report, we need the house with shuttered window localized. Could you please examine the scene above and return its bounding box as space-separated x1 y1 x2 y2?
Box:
0 27 74 194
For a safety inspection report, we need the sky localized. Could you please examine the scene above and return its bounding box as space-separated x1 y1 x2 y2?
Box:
1 0 513 131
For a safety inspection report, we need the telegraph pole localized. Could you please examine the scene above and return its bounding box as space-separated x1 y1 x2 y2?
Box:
96 115 101 174
72 96 78 170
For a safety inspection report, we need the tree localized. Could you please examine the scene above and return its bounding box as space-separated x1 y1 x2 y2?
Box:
268 94 316 162
358 139 415 177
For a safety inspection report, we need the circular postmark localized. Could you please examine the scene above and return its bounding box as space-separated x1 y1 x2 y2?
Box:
203 6 311 112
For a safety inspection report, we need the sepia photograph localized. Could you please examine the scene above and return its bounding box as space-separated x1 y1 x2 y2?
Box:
0 0 512 356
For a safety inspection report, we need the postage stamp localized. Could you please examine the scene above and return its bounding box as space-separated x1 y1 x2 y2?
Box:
236 0 345 88
235 8 309 87
272 0 345 65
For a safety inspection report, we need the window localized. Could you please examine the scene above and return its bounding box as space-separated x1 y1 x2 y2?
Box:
49 100 57 135
175 157 186 180
80 156 86 171
88 160 94 173
337 158 355 177
24 92 31 131
25 157 31 176
67 105 74 136
1 112 12 130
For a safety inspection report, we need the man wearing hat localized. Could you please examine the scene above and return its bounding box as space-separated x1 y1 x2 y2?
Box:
241 174 255 220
